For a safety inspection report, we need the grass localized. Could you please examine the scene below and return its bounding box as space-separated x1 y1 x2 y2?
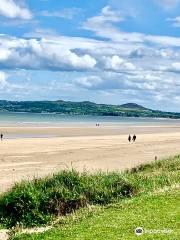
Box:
11 188 180 240
0 171 136 228
0 155 179 239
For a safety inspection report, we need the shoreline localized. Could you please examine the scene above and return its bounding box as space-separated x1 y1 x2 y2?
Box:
1 124 180 137
1 110 180 120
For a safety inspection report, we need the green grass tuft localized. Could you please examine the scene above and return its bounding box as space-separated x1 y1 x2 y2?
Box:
0 171 135 228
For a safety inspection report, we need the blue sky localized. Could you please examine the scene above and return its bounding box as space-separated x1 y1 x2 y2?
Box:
0 0 180 111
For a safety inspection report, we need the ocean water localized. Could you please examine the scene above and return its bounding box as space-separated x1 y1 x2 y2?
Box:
0 112 180 126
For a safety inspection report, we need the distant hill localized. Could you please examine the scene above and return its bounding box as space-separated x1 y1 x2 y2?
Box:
0 100 179 119
120 103 148 110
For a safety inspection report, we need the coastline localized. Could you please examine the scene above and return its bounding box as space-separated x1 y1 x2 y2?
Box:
1 110 180 120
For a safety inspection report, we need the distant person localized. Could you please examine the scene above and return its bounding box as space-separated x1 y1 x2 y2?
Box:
133 134 136 142
1 133 3 141
128 135 131 142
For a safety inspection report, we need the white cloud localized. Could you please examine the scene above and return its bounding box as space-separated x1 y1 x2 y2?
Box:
145 35 180 47
101 5 124 22
75 76 103 88
171 62 180 71
103 55 124 70
158 61 180 72
0 35 96 71
0 48 11 61
72 70 179 97
0 71 8 88
82 5 125 40
167 16 180 27
0 31 180 75
124 62 136 70
102 55 136 71
82 6 180 47
40 8 81 20
0 0 32 19
24 28 59 39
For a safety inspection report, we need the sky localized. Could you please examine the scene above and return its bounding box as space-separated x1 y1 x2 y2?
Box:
0 0 180 111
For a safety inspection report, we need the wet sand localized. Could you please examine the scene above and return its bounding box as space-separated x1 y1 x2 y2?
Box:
0 124 180 193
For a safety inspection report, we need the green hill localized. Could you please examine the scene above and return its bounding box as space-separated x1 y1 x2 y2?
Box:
0 100 179 118
120 102 148 110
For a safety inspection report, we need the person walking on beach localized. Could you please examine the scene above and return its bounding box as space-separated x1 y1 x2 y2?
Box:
133 134 136 142
128 135 131 142
1 133 3 141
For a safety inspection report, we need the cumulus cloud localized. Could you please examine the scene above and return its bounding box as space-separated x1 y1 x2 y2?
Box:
0 35 96 71
0 32 180 75
103 55 124 70
101 55 136 71
0 0 32 19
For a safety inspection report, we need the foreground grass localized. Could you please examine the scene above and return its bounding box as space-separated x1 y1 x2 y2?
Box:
0 155 179 239
0 172 136 228
12 188 180 240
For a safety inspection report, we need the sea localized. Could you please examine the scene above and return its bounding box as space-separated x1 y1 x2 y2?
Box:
0 112 180 126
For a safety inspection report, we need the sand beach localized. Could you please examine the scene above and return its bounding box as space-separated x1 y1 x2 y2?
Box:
0 123 180 193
